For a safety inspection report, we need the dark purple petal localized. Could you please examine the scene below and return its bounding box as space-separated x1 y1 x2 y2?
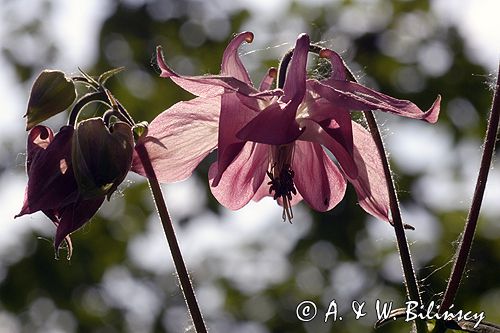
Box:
26 125 54 172
53 196 105 252
208 142 269 209
293 141 347 212
72 118 134 199
16 126 78 217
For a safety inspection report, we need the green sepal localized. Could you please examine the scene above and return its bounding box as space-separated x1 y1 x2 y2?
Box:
25 70 77 130
98 67 125 85
132 121 149 141
72 118 134 199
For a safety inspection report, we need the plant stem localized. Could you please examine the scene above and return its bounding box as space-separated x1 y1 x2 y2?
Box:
363 111 427 333
135 144 207 333
67 91 107 127
438 62 500 314
338 57 425 331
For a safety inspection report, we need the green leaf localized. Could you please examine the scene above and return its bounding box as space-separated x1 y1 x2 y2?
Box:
25 70 76 130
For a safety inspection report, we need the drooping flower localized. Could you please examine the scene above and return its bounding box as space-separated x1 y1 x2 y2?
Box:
16 111 134 255
132 32 440 222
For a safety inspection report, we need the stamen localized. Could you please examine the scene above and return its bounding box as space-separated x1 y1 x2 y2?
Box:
267 166 296 222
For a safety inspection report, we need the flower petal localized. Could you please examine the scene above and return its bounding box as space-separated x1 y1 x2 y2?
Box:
212 92 260 186
16 126 78 217
298 86 356 176
26 125 54 172
235 34 310 145
293 141 347 212
221 31 254 84
311 80 441 123
258 68 277 91
208 142 269 210
131 96 220 183
156 38 258 98
346 122 390 221
282 33 309 103
319 48 348 82
72 118 134 199
236 101 303 145
53 196 105 252
298 118 358 179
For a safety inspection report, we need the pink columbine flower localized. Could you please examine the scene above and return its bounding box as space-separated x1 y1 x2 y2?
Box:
132 32 440 222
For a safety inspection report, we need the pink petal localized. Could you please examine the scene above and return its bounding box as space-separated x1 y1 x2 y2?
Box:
346 122 390 221
212 92 261 186
236 34 310 145
300 85 355 173
236 101 303 145
282 33 309 104
221 31 254 84
156 41 258 98
258 68 277 91
319 48 348 81
311 80 441 123
131 97 220 183
293 141 347 212
298 118 358 179
208 142 269 210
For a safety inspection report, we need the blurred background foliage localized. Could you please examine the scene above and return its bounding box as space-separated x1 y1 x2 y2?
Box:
0 0 499 332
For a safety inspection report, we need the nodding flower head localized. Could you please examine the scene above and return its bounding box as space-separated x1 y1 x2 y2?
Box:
132 31 440 223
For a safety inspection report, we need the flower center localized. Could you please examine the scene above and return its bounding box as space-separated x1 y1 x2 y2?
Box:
267 144 297 222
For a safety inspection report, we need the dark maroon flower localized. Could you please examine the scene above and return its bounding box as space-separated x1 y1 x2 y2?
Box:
16 119 133 257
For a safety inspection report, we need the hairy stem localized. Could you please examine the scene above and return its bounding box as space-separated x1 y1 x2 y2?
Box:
135 144 207 333
363 111 427 333
334 57 425 331
438 63 500 314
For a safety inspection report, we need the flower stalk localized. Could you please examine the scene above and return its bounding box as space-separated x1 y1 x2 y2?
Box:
363 111 427 333
135 143 207 333
339 62 426 332
438 62 500 316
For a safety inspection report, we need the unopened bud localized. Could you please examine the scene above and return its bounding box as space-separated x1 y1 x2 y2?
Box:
25 70 76 130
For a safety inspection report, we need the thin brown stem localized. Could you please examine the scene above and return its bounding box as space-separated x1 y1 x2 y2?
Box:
363 111 427 333
338 61 426 332
135 144 207 333
439 62 500 314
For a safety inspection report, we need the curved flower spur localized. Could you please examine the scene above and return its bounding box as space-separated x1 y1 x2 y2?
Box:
132 32 440 223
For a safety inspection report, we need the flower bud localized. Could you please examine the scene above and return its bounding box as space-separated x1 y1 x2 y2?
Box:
25 70 76 130
72 118 134 199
